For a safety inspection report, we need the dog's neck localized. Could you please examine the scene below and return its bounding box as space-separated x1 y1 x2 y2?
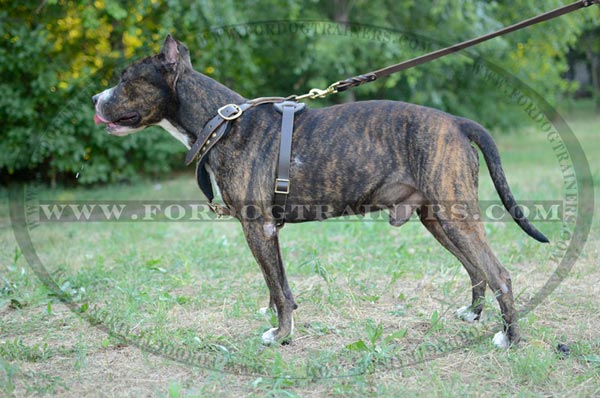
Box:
161 71 245 148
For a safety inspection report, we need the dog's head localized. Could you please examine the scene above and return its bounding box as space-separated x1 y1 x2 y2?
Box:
92 35 192 136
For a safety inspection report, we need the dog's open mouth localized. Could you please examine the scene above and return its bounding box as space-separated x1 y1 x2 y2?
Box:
94 112 141 135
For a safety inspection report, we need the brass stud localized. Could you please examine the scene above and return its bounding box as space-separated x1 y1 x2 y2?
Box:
211 133 217 138
206 140 210 145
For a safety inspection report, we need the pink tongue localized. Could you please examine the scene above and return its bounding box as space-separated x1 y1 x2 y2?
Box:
94 114 108 125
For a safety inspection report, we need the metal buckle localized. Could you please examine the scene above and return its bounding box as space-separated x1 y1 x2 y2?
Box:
274 178 290 194
217 104 243 120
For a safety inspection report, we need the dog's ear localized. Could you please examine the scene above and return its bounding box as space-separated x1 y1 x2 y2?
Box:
177 41 193 69
161 34 179 66
160 34 193 71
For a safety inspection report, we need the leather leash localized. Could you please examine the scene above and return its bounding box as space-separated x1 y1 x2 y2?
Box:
291 0 600 99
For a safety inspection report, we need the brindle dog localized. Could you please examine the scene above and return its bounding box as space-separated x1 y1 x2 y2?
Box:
92 35 548 348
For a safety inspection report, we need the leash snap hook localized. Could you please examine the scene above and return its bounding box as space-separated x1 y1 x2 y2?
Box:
293 81 340 101
307 88 328 99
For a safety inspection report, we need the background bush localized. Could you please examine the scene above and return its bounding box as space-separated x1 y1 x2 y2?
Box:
1 0 598 185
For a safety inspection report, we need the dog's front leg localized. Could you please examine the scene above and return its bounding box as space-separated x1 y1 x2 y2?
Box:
241 221 297 345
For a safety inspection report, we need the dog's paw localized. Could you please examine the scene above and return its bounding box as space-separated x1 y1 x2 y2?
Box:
261 328 279 345
261 327 292 346
492 331 510 349
261 317 294 346
455 305 478 323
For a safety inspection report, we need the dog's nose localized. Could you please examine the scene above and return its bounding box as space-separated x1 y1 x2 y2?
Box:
92 94 100 106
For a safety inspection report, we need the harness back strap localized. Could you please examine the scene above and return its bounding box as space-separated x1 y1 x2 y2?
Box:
273 101 305 221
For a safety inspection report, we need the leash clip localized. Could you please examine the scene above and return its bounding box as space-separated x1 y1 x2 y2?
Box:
217 104 243 120
293 81 340 101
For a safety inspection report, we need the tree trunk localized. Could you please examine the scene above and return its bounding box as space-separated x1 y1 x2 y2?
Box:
331 0 356 103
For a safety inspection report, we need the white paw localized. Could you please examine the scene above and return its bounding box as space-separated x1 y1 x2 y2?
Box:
260 318 294 345
456 306 478 323
261 328 279 345
493 331 510 349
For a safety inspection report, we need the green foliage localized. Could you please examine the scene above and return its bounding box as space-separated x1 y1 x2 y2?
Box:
1 0 597 185
345 319 407 373
0 0 183 185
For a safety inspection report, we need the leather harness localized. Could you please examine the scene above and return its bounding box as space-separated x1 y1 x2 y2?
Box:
185 98 305 223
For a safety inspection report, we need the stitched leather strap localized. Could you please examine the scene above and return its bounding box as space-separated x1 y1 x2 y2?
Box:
273 102 300 222
185 103 251 165
194 122 233 203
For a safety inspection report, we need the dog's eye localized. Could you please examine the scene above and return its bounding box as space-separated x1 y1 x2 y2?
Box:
120 74 132 84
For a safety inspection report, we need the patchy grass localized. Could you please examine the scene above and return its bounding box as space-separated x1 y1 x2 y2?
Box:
1 108 599 397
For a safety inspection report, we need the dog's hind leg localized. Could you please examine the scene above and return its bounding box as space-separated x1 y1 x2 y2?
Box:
241 221 297 345
418 206 486 322
414 126 518 347
431 212 520 348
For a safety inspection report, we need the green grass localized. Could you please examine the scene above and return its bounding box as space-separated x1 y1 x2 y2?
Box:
1 104 599 397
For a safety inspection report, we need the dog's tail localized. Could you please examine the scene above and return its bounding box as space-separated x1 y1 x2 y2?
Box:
460 118 549 243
